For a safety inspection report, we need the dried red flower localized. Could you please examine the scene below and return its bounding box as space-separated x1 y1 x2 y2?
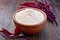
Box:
14 27 21 35
0 0 58 40
20 1 58 26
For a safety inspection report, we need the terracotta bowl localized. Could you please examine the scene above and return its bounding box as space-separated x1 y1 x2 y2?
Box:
13 7 47 35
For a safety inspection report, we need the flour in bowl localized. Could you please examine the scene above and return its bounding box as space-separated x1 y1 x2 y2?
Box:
15 8 45 25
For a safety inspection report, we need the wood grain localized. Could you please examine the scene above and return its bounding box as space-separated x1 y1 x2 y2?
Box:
0 0 60 40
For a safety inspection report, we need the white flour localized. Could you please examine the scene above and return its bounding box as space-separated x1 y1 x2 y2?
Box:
15 8 44 25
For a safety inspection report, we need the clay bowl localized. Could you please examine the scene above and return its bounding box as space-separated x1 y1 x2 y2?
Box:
13 7 47 35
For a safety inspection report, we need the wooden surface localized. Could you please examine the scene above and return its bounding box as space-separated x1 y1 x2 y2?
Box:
0 0 60 40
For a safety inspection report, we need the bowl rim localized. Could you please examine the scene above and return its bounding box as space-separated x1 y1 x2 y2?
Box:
13 7 47 27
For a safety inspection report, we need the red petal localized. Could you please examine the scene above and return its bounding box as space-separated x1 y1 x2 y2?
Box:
20 2 37 9
21 2 35 7
0 28 12 36
14 27 21 35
